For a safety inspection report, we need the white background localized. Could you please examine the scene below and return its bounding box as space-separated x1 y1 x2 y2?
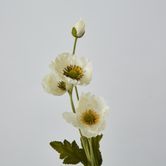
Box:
0 0 166 165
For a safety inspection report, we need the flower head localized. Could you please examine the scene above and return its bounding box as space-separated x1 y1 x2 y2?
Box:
42 73 72 96
72 19 85 38
50 53 92 86
63 93 109 138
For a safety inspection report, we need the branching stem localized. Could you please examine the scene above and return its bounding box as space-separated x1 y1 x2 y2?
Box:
69 36 98 166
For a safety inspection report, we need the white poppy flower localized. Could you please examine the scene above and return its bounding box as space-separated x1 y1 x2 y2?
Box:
42 73 72 96
50 53 92 86
63 93 109 138
72 19 85 38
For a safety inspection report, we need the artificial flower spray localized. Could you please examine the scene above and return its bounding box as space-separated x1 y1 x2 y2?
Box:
42 20 109 166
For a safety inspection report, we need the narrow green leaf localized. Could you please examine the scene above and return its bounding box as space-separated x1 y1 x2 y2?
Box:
91 135 103 166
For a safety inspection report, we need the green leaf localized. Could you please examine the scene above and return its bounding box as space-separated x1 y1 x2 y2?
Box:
80 135 103 166
50 139 88 165
91 135 103 166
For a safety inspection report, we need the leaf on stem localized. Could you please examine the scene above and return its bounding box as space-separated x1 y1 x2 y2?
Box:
50 140 88 165
91 135 103 166
81 135 103 166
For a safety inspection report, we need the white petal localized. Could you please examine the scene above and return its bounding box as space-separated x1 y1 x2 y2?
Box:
97 120 106 132
63 112 78 127
42 73 66 96
80 62 93 85
81 128 98 138
74 19 85 37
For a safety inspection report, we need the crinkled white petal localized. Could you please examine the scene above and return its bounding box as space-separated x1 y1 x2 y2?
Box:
76 92 108 115
81 128 98 138
74 19 85 37
96 120 106 132
42 73 70 96
50 53 92 86
63 112 79 127
79 60 93 85
80 121 106 138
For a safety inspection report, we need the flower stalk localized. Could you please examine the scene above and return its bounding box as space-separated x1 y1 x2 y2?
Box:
89 138 98 166
68 88 76 113
72 37 80 101
68 87 92 165
70 36 99 166
73 37 78 55
70 37 92 164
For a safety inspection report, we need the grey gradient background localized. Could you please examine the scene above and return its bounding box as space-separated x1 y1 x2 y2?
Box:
0 0 166 165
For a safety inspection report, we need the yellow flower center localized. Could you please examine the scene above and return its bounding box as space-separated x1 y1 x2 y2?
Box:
58 81 66 91
81 109 100 126
63 65 84 81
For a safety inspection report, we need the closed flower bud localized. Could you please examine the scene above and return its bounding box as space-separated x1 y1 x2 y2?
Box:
72 19 85 38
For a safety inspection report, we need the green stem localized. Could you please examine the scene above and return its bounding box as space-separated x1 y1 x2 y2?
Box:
72 37 80 101
75 86 79 100
71 36 95 166
81 137 91 165
72 37 78 54
68 89 76 113
88 138 98 166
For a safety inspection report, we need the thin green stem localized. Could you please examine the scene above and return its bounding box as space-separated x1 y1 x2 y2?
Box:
88 138 98 166
75 86 79 100
68 89 76 113
81 137 91 165
88 139 94 166
72 37 78 54
72 37 80 101
71 36 94 166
